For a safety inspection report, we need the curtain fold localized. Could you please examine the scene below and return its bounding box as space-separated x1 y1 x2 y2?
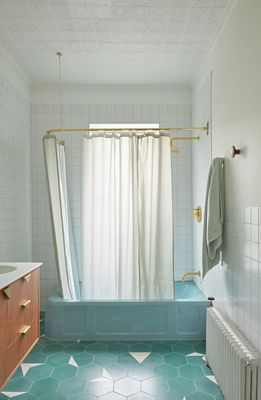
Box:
43 136 80 300
138 136 174 299
82 134 174 300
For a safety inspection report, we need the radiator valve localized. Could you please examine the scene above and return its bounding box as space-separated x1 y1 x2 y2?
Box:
208 297 215 307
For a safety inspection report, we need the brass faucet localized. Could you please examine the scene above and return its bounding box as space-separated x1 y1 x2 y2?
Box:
181 270 201 282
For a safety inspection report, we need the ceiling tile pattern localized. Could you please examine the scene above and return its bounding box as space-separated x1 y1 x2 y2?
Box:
0 0 234 85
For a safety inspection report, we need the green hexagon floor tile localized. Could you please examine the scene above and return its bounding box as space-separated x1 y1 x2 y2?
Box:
142 377 169 396
0 315 225 400
103 364 128 380
30 377 59 397
128 365 154 381
153 364 178 379
114 377 141 396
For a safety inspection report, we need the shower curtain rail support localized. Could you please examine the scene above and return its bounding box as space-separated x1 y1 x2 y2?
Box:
46 122 209 136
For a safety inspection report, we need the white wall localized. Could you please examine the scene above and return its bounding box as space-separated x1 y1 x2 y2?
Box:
31 87 193 308
192 0 261 350
32 85 191 106
0 45 32 262
210 0 261 208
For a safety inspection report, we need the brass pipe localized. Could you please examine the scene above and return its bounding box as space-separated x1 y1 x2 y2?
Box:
181 271 201 282
51 53 209 141
47 126 208 135
46 129 203 154
172 136 200 141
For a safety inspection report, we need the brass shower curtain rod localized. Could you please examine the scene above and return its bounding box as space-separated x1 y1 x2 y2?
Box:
46 123 209 136
46 124 208 153
49 53 208 153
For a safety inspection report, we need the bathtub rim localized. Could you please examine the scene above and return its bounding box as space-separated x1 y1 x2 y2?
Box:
47 280 207 304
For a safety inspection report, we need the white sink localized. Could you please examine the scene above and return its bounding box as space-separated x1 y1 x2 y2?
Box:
0 265 17 274
0 262 42 290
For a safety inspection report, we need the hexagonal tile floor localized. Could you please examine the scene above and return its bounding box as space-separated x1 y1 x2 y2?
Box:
0 314 224 400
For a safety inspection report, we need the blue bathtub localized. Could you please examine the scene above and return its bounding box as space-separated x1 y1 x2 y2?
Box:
45 281 207 341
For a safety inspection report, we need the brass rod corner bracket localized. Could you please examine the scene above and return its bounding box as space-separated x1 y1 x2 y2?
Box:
192 206 202 223
202 122 209 136
204 122 209 135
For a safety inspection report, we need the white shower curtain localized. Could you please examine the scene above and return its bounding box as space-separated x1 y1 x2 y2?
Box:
82 134 174 300
43 136 80 300
138 136 174 299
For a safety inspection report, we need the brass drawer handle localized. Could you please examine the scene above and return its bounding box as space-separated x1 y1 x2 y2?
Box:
23 273 31 283
21 299 31 308
21 325 31 335
3 287 11 299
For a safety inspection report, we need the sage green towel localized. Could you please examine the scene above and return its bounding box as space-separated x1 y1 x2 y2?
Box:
202 158 224 277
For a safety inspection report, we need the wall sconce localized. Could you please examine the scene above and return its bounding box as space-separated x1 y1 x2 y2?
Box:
230 145 240 158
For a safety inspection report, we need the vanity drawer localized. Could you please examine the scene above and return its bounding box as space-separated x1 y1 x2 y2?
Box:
0 265 40 389
5 269 39 347
5 316 39 382
0 290 8 386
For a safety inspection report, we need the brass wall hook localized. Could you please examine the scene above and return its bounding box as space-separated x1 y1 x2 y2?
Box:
192 206 202 223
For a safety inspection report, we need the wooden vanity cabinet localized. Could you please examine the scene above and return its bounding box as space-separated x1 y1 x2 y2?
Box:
0 289 8 385
0 268 40 389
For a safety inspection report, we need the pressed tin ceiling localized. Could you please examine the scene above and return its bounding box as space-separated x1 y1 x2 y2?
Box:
0 0 234 85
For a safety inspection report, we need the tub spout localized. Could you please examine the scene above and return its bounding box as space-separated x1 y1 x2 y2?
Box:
181 271 201 282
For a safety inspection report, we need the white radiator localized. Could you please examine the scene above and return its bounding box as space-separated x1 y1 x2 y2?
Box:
206 307 261 400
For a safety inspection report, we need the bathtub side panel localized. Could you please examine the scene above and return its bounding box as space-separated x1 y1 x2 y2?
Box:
45 296 207 341
175 302 207 339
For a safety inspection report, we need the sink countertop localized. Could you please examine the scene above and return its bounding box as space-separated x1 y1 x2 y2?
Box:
0 262 42 289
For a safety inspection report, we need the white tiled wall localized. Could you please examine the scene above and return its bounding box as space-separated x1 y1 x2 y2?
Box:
203 206 261 353
192 73 261 352
192 73 212 283
0 72 32 261
31 103 193 308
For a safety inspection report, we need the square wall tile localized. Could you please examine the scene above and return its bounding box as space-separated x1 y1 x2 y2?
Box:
251 242 259 261
251 207 259 225
0 72 32 263
251 225 259 243
245 207 251 224
201 205 261 352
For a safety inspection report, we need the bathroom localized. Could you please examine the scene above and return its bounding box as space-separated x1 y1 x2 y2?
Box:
0 0 260 399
